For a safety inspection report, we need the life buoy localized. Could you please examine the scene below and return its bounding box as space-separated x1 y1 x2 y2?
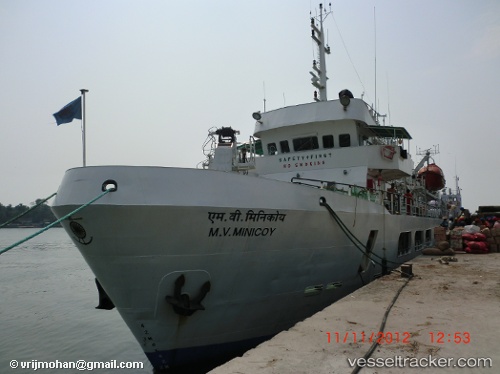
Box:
381 145 396 160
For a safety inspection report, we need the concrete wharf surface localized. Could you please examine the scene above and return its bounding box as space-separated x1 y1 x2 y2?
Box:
210 253 500 373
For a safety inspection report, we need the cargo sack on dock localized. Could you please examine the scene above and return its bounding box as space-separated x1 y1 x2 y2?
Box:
462 233 474 241
434 226 447 242
462 232 487 242
463 225 480 234
481 228 491 237
450 227 464 250
462 228 489 253
422 247 455 256
464 241 488 254
474 232 487 241
437 241 450 251
492 228 500 252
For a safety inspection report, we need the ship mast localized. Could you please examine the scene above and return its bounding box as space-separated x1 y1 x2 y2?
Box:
311 3 331 102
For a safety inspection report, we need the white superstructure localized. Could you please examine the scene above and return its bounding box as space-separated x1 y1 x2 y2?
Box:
52 4 445 371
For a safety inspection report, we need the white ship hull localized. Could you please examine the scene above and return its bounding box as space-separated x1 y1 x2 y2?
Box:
50 6 448 369
52 165 438 369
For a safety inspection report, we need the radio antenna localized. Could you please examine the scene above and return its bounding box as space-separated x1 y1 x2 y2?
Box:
263 81 267 112
374 6 377 114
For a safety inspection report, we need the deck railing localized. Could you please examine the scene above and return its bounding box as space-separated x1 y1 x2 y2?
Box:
291 177 443 218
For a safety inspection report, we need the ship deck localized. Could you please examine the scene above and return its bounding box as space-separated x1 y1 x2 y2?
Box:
211 253 500 373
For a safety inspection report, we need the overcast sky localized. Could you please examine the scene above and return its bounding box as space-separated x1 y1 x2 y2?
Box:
1 0 499 213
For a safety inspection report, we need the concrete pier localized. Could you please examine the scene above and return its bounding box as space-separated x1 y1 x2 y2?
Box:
211 254 499 373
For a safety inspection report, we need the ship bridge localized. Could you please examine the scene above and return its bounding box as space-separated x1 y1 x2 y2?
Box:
253 99 377 137
250 97 415 187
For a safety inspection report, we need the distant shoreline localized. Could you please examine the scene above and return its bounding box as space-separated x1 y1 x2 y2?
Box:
1 223 62 229
0 201 58 228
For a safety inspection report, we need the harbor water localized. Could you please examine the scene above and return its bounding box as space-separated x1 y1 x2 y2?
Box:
0 228 152 373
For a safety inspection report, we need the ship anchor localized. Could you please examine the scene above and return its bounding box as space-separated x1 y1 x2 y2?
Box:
165 274 211 316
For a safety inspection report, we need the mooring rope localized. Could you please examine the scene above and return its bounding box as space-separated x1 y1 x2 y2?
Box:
350 274 413 374
0 189 112 256
319 197 402 268
0 192 57 229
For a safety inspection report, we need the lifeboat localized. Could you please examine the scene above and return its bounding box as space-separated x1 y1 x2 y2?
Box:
418 163 446 191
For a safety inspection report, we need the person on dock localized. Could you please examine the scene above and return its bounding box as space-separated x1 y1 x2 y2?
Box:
458 207 472 225
440 217 449 228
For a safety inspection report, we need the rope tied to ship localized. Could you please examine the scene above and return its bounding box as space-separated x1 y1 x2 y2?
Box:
319 197 402 268
320 195 416 374
0 188 113 256
0 192 57 229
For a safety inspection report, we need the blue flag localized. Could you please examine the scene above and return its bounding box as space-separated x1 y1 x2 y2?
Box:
53 97 82 126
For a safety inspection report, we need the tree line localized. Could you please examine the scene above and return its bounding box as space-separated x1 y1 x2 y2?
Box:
0 199 58 228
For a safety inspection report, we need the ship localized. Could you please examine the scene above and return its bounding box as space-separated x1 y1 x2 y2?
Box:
52 4 446 371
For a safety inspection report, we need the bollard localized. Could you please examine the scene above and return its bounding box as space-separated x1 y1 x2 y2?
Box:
401 263 413 278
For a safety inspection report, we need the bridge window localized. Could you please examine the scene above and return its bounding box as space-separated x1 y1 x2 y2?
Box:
293 136 319 152
280 140 290 153
322 135 334 148
339 134 351 147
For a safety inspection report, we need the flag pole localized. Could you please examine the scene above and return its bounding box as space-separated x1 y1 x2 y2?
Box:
80 89 89 167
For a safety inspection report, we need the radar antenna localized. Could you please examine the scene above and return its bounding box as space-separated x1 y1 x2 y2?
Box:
414 145 440 173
